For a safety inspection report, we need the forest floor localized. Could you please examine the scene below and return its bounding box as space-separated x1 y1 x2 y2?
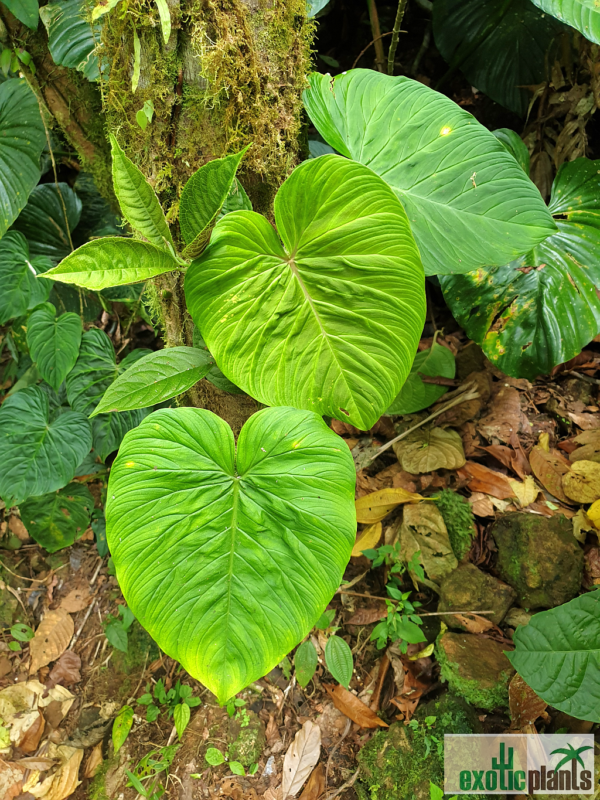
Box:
1 297 599 800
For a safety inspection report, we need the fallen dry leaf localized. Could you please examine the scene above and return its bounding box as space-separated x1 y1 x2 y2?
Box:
59 586 91 613
509 673 547 729
16 710 45 752
0 680 74 726
29 744 83 800
507 476 539 508
528 446 572 504
352 522 382 556
47 651 81 689
388 650 430 722
468 492 495 517
567 412 600 430
394 427 465 474
266 714 281 747
572 508 595 542
434 371 491 427
282 720 321 799
450 613 494 634
457 461 515 500
84 743 103 779
0 762 24 800
400 502 457 584
263 789 283 800
562 460 600 503
346 606 386 626
322 683 388 728
355 488 423 524
29 609 74 675
584 547 600 588
478 385 525 443
298 763 325 800
8 514 29 542
15 757 57 771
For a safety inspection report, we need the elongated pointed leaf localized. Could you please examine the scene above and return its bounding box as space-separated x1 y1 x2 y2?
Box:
0 386 92 507
433 0 563 116
324 635 353 688
441 158 600 379
2 0 39 28
154 0 171 42
40 0 101 81
295 641 318 688
303 70 556 276
507 591 600 721
27 303 82 391
0 79 45 238
0 232 52 324
106 405 356 702
93 346 214 415
109 134 173 248
185 155 425 430
19 483 94 552
387 342 456 415
180 148 249 258
12 182 81 263
43 237 180 290
530 0 600 44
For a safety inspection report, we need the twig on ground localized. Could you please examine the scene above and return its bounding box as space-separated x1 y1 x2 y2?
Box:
325 767 361 799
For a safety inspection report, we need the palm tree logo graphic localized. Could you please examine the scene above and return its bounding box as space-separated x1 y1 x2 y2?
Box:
550 744 593 771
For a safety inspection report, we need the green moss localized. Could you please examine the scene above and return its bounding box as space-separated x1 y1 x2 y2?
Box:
227 711 265 766
111 621 159 699
433 490 476 560
88 753 120 800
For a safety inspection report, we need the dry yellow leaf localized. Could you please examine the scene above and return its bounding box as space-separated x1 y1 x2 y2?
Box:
355 487 424 524
351 522 382 557
408 642 434 660
507 476 539 508
394 427 465 474
538 432 550 452
572 508 595 542
29 745 82 800
29 609 74 675
587 499 600 529
282 720 321 798
84 743 103 779
400 503 458 584
562 460 600 504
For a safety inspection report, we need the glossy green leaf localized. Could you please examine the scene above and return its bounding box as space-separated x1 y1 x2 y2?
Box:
112 705 134 753
26 303 82 391
507 591 600 721
19 483 94 552
185 155 425 430
0 232 52 325
93 346 214 416
174 702 190 739
192 329 244 394
303 70 556 277
0 386 92 507
106 405 356 703
180 148 249 258
109 134 173 248
387 341 456 415
324 635 353 688
40 0 101 81
530 0 600 44
229 762 245 776
92 408 149 461
0 79 45 238
294 640 318 688
205 748 225 766
218 179 252 219
493 129 531 174
433 0 563 116
441 158 600 379
66 328 119 415
43 237 181 290
11 623 34 642
74 171 123 240
12 183 81 263
2 0 39 28
154 0 171 42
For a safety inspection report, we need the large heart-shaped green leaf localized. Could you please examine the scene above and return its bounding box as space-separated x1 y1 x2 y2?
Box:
26 303 82 391
93 346 214 415
0 386 92 507
0 79 45 238
507 590 600 721
66 328 118 415
109 134 173 248
303 70 556 276
387 341 456 415
0 232 52 325
92 408 149 461
43 237 181 290
19 483 94 552
11 183 82 262
185 154 425 430
106 405 356 702
433 0 563 116
530 0 600 44
40 0 101 81
441 158 600 379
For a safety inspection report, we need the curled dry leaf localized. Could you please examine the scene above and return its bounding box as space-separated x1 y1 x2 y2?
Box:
299 762 325 800
346 606 386 626
468 492 495 517
434 372 491 427
450 613 494 634
562 460 600 504
507 476 539 508
0 762 24 800
478 385 526 443
528 446 571 504
572 508 595 543
47 651 81 689
0 681 74 726
567 412 600 430
15 710 45 752
394 427 465 474
400 503 457 584
322 683 388 729
355 488 423 524
58 585 91 613
28 744 83 800
29 609 74 674
84 742 103 779
508 673 547 729
457 461 515 500
351 521 382 556
282 720 322 799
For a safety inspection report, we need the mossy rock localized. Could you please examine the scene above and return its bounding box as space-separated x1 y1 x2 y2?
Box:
490 513 583 609
356 693 479 800
228 710 265 767
436 631 514 710
432 490 476 560
438 563 515 626
0 586 18 628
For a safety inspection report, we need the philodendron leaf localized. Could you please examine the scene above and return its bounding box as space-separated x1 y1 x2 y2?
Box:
12 183 82 262
0 232 52 325
185 154 425 430
19 483 94 552
93 346 214 415
180 147 249 259
493 129 531 174
0 79 45 238
40 0 102 81
441 158 600 379
507 590 600 721
92 409 149 461
106 405 356 703
109 134 173 248
26 303 82 391
2 0 39 28
303 70 556 276
530 0 600 44
387 341 456 415
433 0 563 116
66 328 119 415
0 386 92 507
43 237 181 290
